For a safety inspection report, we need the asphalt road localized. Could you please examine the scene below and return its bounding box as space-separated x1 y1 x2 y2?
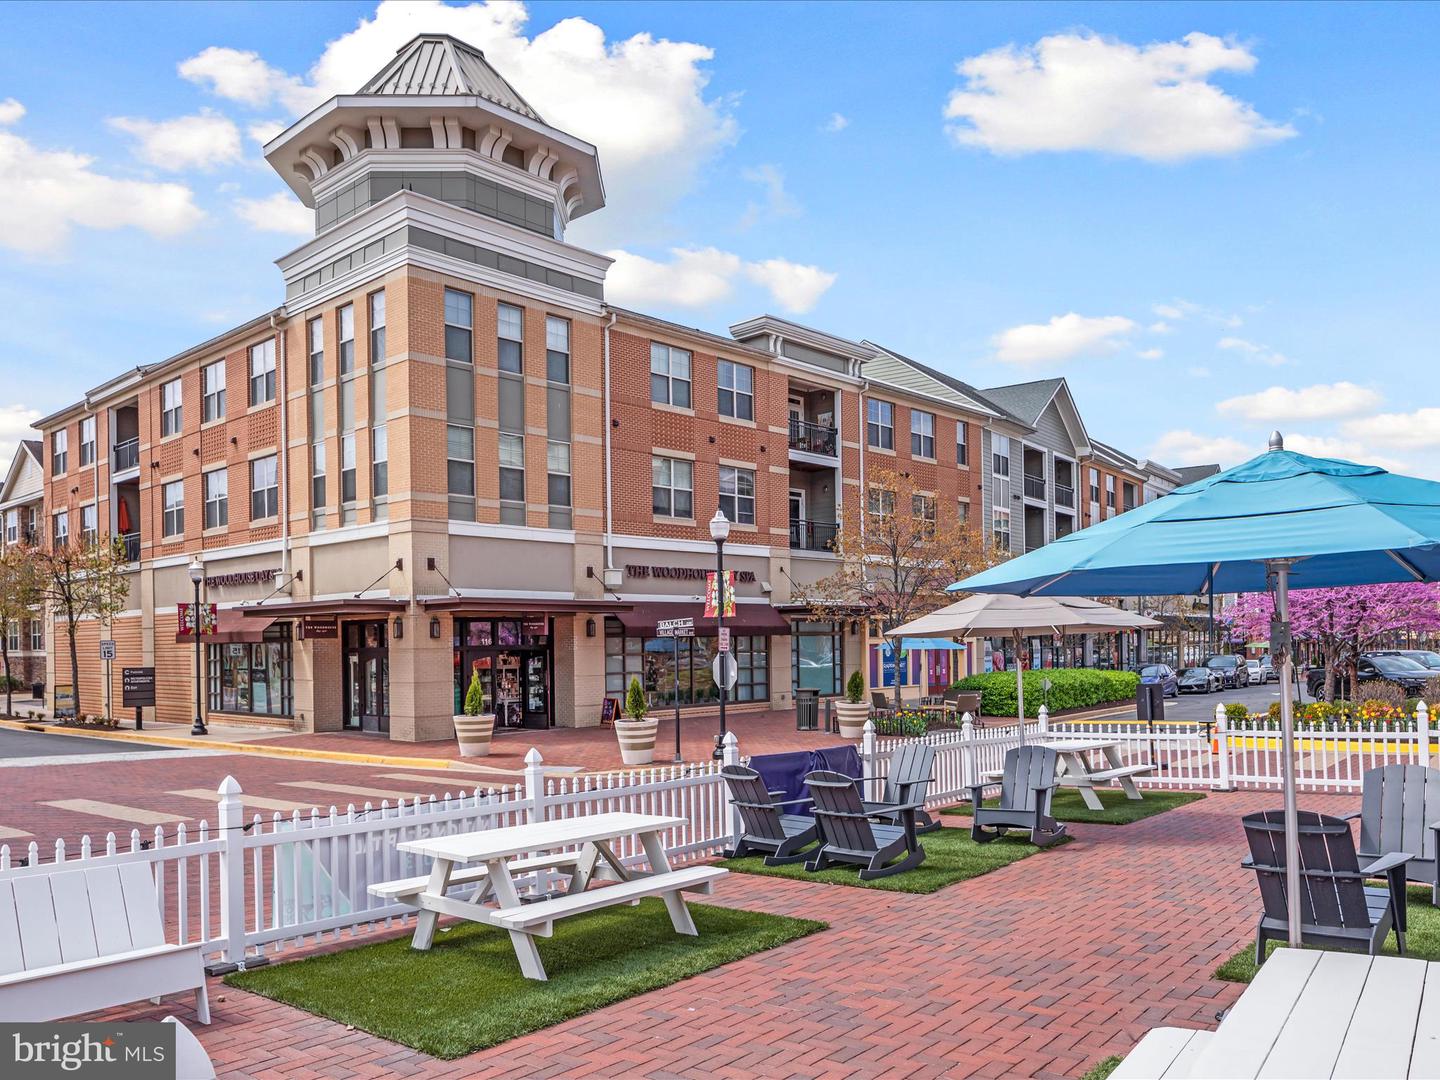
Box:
0 727 177 759
1089 679 1286 724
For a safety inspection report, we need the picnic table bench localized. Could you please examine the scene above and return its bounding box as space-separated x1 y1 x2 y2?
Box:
372 812 726 981
982 738 1154 811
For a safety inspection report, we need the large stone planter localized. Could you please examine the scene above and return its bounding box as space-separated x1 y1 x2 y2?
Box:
615 717 659 765
835 701 869 739
454 713 496 757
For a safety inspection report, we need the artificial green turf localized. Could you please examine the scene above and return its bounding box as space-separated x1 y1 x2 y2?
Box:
1080 1055 1122 1080
717 823 1053 893
225 899 824 1058
1215 884 1440 983
942 787 1206 826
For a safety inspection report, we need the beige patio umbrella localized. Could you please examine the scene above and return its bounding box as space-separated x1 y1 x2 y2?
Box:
887 594 1159 739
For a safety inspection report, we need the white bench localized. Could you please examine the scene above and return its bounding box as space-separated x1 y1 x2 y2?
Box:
1088 764 1155 782
0 862 210 1023
1110 1028 1213 1078
491 866 727 936
368 852 581 902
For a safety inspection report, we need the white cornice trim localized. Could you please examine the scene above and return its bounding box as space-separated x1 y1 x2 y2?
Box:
448 521 577 544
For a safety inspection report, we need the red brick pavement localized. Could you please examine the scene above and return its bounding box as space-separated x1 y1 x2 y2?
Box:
76 788 1355 1079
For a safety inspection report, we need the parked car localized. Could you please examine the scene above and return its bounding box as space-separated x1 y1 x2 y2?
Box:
1257 656 1278 683
1304 653 1432 701
1178 666 1222 694
1246 659 1263 684
1137 663 1179 698
1368 649 1440 673
1204 654 1250 688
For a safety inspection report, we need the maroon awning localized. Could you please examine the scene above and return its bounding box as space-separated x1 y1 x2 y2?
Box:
614 602 792 637
236 598 406 617
175 609 276 644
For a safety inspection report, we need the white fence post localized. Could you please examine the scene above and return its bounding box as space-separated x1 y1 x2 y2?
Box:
523 748 547 825
211 775 258 975
861 719 879 801
1037 705 1049 736
721 730 741 849
1214 703 1232 791
961 712 977 789
1420 701 1433 769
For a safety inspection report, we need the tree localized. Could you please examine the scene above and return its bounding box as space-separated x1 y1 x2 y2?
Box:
0 543 44 717
37 537 130 721
1226 583 1440 700
808 464 1010 706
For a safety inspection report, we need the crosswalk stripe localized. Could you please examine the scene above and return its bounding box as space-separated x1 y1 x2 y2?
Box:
0 826 32 840
277 780 428 801
169 789 317 814
377 773 502 790
43 799 186 826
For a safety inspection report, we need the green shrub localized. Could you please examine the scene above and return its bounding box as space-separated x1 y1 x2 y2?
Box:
844 670 865 705
463 671 486 716
949 668 1139 717
1224 702 1250 723
624 676 648 721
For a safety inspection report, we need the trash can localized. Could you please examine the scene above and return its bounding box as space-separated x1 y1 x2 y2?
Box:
31 681 44 701
795 688 819 731
1136 682 1165 723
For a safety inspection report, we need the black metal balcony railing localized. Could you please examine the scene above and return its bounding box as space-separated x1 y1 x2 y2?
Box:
120 532 140 562
113 438 139 472
1023 474 1046 499
790 518 838 551
1123 500 1137 513
1054 483 1075 508
788 418 838 457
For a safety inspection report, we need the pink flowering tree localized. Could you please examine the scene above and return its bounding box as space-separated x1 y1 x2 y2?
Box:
1226 583 1440 700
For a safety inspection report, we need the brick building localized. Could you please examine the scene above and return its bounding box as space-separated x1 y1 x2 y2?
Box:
0 440 46 690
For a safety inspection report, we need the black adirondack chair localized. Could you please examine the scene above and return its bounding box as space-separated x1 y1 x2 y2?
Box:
863 742 940 834
721 765 818 865
1242 809 1411 966
1343 764 1440 904
804 770 926 880
967 745 1067 848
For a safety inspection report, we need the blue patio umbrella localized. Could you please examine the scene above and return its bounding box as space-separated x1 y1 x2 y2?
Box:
951 434 1440 946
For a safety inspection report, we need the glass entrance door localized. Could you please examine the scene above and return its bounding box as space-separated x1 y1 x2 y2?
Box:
343 621 389 733
454 618 552 729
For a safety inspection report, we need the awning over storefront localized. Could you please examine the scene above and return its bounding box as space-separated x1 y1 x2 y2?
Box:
614 602 792 636
236 598 407 617
419 597 632 614
175 609 276 644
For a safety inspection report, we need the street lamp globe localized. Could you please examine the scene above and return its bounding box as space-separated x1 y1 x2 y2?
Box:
188 558 204 585
709 510 731 543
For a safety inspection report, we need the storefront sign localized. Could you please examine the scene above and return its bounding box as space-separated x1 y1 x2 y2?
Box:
600 698 619 726
703 571 736 619
625 564 756 584
53 684 75 719
298 617 338 640
177 603 218 637
522 618 547 637
206 568 279 588
121 667 156 708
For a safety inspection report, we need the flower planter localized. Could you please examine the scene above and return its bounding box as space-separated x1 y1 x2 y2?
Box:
454 712 496 757
615 717 659 765
834 701 869 740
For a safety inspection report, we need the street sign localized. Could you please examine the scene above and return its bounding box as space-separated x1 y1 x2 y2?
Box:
712 652 738 690
99 639 116 661
718 627 731 654
122 667 156 708
656 617 694 638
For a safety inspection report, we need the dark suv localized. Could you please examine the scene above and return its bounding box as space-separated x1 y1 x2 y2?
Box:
1204 654 1250 688
1368 649 1440 673
1304 653 1432 701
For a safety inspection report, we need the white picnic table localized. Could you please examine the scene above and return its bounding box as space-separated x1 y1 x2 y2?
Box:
1114 948 1440 1078
982 738 1153 811
373 811 726 981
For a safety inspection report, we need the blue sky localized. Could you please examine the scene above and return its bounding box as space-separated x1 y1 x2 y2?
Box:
0 1 1435 476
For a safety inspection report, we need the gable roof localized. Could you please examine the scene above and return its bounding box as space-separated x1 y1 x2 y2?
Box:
0 439 43 507
1174 464 1221 486
862 343 1020 424
359 34 545 123
983 377 1091 455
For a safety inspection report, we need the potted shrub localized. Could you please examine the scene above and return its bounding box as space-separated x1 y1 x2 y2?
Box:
453 670 496 757
614 676 659 765
835 670 869 739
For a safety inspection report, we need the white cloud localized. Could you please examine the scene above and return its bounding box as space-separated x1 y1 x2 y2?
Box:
822 112 849 133
1148 321 1172 334
944 31 1295 161
1342 408 1440 451
1281 433 1405 470
738 163 800 228
1217 382 1381 423
108 110 243 171
1152 302 1185 320
992 312 1135 366
0 102 204 256
246 119 287 148
605 247 742 308
743 258 837 314
1218 336 1289 366
1187 366 1211 378
233 192 312 236
178 46 313 114
1153 298 1242 327
0 405 41 473
1137 347 1163 360
1150 428 1253 467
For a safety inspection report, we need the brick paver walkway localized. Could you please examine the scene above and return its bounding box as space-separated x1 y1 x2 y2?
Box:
79 788 1353 1079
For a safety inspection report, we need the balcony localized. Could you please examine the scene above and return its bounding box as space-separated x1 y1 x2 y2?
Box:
120 532 140 562
1054 484 1075 508
113 438 139 473
1123 500 1137 513
788 418 837 458
790 518 838 552
1023 474 1046 500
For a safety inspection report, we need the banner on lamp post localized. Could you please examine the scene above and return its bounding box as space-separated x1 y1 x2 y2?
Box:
703 570 735 619
177 602 218 637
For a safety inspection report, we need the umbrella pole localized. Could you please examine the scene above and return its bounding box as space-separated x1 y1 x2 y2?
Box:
1271 559 1302 947
1014 629 1026 745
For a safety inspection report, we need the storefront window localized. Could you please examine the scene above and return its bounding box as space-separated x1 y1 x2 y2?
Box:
208 625 292 717
793 620 842 694
605 619 769 707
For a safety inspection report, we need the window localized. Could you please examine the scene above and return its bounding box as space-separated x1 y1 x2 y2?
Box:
204 468 228 529
497 432 523 502
911 410 935 458
912 493 936 536
448 425 476 497
310 443 325 511
717 359 754 421
1106 474 1116 508
250 454 278 520
202 361 226 422
80 504 97 544
444 289 473 363
1088 467 1100 503
341 433 356 503
249 339 276 406
992 434 1012 477
650 343 691 408
307 318 324 384
956 421 968 466
992 508 1011 552
867 486 895 522
5 623 15 652
52 510 67 545
652 457 693 518
3 510 15 545
606 620 769 707
29 620 43 651
368 290 386 363
545 316 569 382
546 441 570 507
957 500 970 526
866 399 894 450
159 379 183 437
718 465 755 526
208 624 292 717
79 416 96 466
337 303 355 375
51 430 67 475
497 303 523 373
793 620 842 695
372 427 388 498
162 480 184 538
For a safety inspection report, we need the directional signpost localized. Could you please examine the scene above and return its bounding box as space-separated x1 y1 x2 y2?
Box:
656 617 694 762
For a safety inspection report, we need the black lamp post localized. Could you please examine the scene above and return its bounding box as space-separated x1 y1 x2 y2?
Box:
710 509 731 759
189 558 207 736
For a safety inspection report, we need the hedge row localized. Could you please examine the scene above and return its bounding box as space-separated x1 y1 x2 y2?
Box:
951 669 1140 718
